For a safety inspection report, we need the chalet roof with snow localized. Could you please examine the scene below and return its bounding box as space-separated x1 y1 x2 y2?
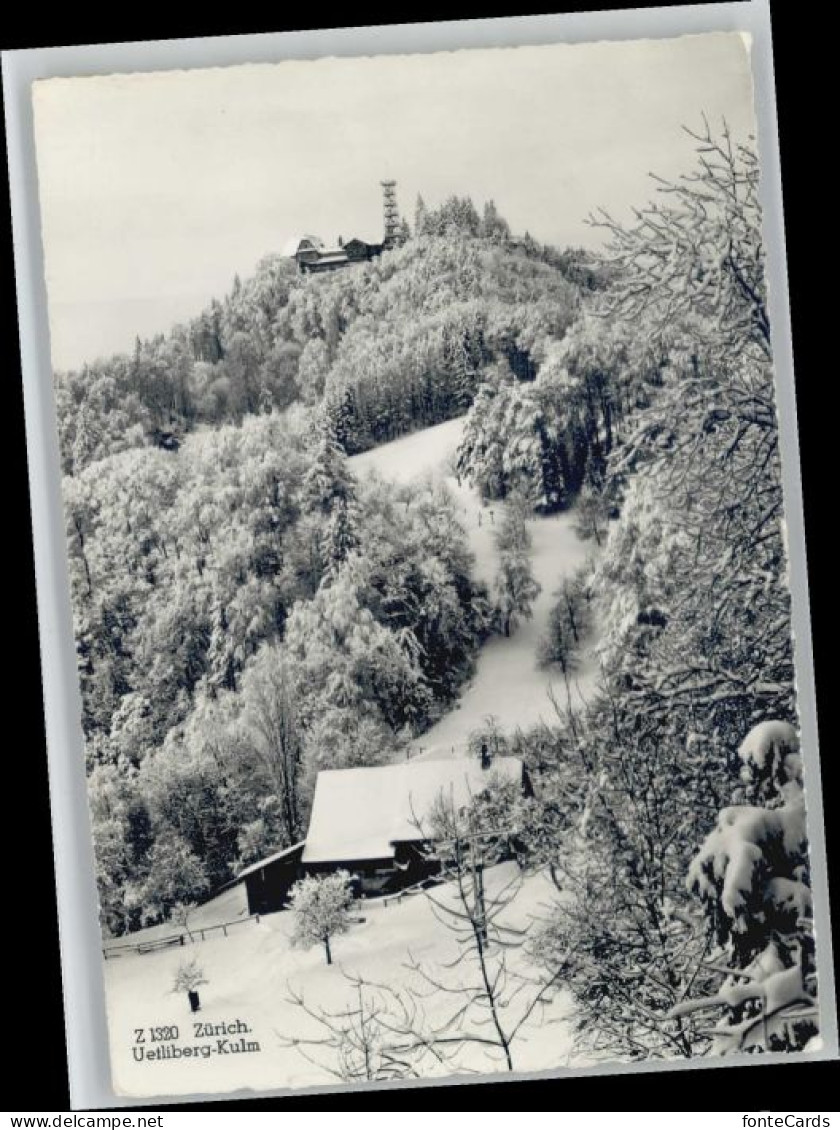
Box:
302 757 524 865
236 841 305 880
281 234 325 258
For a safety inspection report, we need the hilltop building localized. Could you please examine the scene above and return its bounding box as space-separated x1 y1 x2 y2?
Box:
284 181 405 275
283 233 384 275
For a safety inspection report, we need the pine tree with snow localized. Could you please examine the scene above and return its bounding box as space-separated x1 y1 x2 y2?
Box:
670 721 817 1053
301 417 360 584
322 384 360 454
302 424 357 517
321 497 359 583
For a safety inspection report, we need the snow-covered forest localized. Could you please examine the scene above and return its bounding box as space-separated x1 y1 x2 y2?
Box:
61 123 819 1070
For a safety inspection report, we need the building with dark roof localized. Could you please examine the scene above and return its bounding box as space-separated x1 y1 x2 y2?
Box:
236 841 306 916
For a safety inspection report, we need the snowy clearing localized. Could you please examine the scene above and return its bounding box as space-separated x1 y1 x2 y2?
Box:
351 418 600 758
104 864 580 1097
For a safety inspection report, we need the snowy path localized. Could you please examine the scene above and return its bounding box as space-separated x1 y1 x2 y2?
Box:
351 418 599 760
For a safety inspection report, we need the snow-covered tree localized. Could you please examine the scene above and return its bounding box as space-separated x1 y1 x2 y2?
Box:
289 871 355 965
172 956 208 993
537 573 592 689
283 559 432 732
302 423 357 517
282 974 419 1081
239 644 305 844
669 721 816 1053
492 500 541 636
125 830 208 926
481 199 511 243
573 483 611 546
414 193 428 237
302 706 394 775
456 382 508 501
295 338 330 406
521 124 798 1066
321 498 359 584
170 900 198 943
589 117 770 362
383 786 564 1072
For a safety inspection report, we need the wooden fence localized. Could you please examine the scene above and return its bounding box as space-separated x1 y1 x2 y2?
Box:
104 876 442 958
102 912 263 959
367 875 440 909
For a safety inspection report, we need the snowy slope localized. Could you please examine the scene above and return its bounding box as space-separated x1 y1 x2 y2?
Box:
104 864 580 1097
351 418 599 759
104 885 250 951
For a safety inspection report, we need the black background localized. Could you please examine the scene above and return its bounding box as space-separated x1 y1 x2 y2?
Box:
2 0 835 1112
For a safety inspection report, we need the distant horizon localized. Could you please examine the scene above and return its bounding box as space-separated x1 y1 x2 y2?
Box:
33 32 757 371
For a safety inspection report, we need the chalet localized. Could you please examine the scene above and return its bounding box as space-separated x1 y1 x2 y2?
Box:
230 757 527 915
281 233 324 266
301 756 527 897
236 841 305 917
283 233 383 275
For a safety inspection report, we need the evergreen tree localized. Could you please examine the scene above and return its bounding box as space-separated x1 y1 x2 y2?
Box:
302 424 357 517
671 722 816 1054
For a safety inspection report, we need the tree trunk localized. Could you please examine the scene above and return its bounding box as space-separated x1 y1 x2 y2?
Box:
566 595 579 642
324 936 332 965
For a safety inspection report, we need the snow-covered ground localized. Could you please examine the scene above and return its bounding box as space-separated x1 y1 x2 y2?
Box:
104 864 580 1098
104 885 251 952
351 417 599 759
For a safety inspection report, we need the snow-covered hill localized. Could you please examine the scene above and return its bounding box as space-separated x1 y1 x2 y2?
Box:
351 417 599 759
104 864 578 1097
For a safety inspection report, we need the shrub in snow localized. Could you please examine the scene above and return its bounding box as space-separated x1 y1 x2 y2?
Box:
670 720 817 1053
172 956 208 1013
172 956 208 994
289 871 355 965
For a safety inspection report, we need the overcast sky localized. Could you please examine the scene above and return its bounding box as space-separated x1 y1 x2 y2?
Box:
33 32 756 371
